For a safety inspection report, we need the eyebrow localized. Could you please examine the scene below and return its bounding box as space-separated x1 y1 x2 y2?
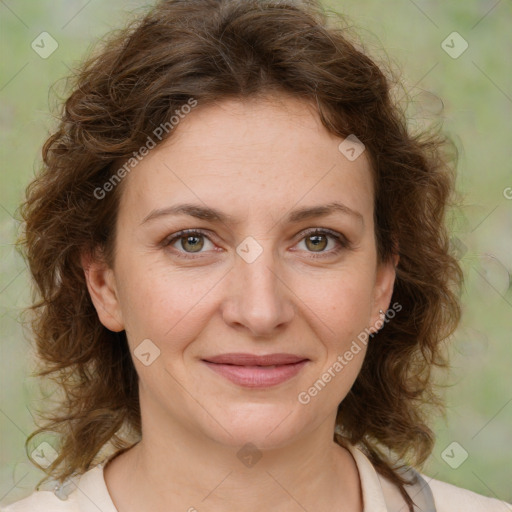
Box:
140 201 364 227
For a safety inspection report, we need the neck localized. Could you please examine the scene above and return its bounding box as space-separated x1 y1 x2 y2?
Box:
104 407 362 512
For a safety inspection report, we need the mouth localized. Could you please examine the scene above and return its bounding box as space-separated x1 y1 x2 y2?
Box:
201 353 310 388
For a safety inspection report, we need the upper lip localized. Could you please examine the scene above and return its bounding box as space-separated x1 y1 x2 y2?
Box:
202 353 308 366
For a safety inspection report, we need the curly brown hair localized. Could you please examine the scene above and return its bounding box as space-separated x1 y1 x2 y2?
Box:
17 0 463 510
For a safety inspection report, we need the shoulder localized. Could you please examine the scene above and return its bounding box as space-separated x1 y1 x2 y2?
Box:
0 464 115 512
0 490 79 512
425 474 512 512
346 441 510 512
377 469 511 512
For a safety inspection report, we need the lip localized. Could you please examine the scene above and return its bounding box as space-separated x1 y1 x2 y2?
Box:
202 353 310 388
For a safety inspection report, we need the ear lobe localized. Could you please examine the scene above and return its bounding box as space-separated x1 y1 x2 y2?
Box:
81 250 124 332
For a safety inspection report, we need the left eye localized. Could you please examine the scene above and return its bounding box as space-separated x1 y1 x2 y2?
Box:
297 230 339 253
163 228 349 258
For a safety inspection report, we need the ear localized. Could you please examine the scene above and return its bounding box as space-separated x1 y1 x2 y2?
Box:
369 252 400 333
81 249 124 332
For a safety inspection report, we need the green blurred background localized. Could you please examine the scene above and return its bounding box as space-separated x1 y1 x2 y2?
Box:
1 0 511 506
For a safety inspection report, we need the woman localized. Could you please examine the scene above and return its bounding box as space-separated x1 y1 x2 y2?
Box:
2 0 510 511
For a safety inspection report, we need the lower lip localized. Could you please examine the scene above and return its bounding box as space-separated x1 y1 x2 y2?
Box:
202 360 309 388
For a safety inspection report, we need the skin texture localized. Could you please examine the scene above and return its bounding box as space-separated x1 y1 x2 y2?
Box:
83 94 399 512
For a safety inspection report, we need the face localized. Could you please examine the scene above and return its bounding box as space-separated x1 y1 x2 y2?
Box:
84 94 397 451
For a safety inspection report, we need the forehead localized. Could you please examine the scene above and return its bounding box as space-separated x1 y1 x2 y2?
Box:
118 94 374 226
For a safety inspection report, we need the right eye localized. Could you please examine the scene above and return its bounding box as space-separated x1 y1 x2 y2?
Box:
163 229 217 258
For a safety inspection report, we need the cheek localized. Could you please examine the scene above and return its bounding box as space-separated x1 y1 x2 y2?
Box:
302 275 373 402
115 260 219 349
294 267 375 341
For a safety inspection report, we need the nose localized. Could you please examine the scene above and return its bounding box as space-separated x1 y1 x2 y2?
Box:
221 240 295 338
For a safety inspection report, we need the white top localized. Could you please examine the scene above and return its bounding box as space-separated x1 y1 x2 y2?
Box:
1 443 510 512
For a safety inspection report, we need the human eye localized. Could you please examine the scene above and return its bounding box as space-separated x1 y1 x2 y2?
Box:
162 227 353 260
162 229 218 259
293 228 353 258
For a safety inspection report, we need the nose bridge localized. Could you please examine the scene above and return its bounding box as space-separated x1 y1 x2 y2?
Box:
225 235 294 335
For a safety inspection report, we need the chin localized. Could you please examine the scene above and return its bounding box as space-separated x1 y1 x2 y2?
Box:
199 403 308 450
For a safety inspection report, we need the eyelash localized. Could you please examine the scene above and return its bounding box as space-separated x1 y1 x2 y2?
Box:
162 228 352 260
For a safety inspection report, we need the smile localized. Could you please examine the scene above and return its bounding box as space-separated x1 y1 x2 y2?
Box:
201 353 310 388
